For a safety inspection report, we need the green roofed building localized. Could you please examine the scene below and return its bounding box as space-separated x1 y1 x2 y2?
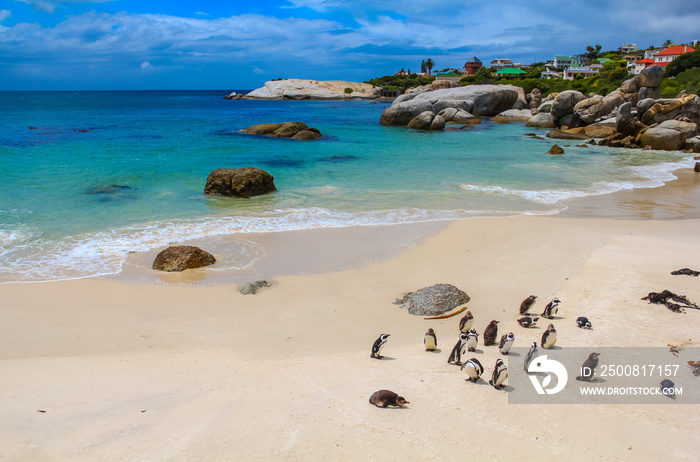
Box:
496 68 526 76
434 71 463 82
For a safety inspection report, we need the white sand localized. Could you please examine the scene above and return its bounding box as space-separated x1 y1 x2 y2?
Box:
2 178 700 460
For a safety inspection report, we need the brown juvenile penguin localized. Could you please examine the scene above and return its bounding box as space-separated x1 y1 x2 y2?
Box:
459 311 474 332
519 295 537 315
483 320 499 346
541 324 557 349
369 390 409 408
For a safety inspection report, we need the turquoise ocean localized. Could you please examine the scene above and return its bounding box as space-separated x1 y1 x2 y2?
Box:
0 90 693 284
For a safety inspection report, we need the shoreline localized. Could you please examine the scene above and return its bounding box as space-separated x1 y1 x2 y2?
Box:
2 168 700 460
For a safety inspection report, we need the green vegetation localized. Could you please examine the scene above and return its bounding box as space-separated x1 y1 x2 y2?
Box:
365 74 435 93
665 49 700 77
344 87 354 94
659 68 700 97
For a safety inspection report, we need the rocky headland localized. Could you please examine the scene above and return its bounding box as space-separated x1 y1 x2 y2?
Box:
241 79 381 100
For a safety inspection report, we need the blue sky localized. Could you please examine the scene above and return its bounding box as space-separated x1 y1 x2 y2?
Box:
1 0 698 90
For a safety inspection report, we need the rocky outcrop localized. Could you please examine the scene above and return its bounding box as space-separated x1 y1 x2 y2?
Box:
204 168 276 198
526 112 557 128
393 283 470 316
152 246 216 272
407 111 445 130
380 85 521 128
551 90 586 119
641 94 700 125
437 107 481 125
548 144 564 155
640 120 699 151
244 79 381 100
242 122 322 140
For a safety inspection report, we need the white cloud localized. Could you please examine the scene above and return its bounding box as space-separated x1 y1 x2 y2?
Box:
0 10 10 22
140 61 152 70
253 68 266 74
14 0 117 14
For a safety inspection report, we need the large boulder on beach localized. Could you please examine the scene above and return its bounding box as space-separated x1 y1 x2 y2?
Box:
640 120 698 151
573 96 605 125
380 85 520 126
407 111 445 130
152 246 216 272
243 79 381 99
550 90 586 119
493 109 533 123
204 167 276 198
393 283 470 316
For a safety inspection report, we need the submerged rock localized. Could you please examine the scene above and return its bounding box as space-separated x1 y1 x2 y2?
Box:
242 122 322 140
204 167 276 198
393 283 470 316
239 280 272 295
152 246 216 272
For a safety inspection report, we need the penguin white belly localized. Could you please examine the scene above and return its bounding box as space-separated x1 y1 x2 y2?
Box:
500 340 513 354
377 342 386 355
424 336 436 350
465 365 479 380
543 333 557 349
461 319 473 332
466 337 477 351
494 369 508 386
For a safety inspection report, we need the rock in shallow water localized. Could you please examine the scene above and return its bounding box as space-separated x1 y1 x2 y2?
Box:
204 167 276 198
152 246 216 272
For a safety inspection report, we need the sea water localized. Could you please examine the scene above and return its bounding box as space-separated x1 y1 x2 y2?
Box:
0 90 692 283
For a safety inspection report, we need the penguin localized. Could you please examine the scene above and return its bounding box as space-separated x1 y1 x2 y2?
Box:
489 358 508 389
541 297 560 319
370 333 390 359
369 389 409 408
660 379 676 398
576 316 592 329
499 332 515 355
519 295 537 315
447 332 469 366
466 328 479 352
541 324 557 349
517 316 539 328
483 320 499 346
424 328 437 351
576 352 600 381
459 311 474 332
524 342 538 372
461 357 484 382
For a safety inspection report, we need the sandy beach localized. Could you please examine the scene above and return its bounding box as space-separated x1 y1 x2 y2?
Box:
2 170 700 461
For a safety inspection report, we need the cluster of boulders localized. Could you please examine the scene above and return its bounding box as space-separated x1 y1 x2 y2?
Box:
380 84 527 130
242 121 322 140
526 65 699 151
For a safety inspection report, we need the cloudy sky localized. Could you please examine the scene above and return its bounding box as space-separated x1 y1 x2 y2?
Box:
1 0 698 90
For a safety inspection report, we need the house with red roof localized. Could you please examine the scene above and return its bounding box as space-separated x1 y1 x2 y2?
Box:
634 44 695 74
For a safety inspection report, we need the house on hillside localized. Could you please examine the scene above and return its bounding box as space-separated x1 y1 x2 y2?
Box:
553 56 572 70
490 58 514 70
618 44 639 54
563 68 599 80
464 57 482 75
634 44 696 73
541 68 561 79
496 68 526 77
652 45 696 66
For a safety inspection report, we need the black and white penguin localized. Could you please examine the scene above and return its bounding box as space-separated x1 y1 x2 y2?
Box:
541 324 557 349
489 358 508 389
483 320 499 346
519 295 537 315
576 352 600 381
370 333 390 359
459 311 474 332
424 328 438 351
499 332 515 355
369 389 409 408
447 332 469 365
576 316 592 329
466 328 479 352
524 342 538 372
517 316 539 328
541 297 560 319
461 358 484 382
